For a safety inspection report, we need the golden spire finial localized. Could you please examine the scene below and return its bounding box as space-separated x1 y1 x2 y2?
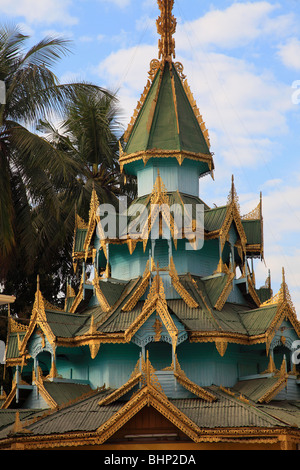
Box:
227 174 240 212
156 0 176 61
281 267 287 302
231 174 235 199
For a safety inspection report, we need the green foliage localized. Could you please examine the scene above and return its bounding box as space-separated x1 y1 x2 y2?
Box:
0 24 136 315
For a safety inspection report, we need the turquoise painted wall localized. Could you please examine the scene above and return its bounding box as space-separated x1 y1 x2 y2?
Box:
176 342 270 387
136 159 201 198
109 238 220 280
53 339 271 390
55 343 140 390
110 243 148 279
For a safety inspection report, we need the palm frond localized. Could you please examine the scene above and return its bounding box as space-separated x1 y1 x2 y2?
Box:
20 35 72 68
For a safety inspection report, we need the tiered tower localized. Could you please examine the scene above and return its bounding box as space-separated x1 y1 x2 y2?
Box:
2 0 300 451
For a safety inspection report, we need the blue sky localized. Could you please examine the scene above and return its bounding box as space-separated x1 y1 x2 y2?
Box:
1 0 300 310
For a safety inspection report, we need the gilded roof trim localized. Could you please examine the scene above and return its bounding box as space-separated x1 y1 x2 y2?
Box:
19 284 58 357
96 384 200 444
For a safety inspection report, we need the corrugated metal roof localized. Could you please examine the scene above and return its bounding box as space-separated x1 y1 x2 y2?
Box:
242 219 262 245
4 273 279 353
44 289 278 338
45 310 89 338
5 333 23 359
8 385 296 439
98 279 128 307
172 386 287 428
258 402 300 427
238 305 278 336
233 377 283 403
24 389 122 435
73 229 87 253
204 206 227 232
43 382 93 407
200 274 228 307
214 305 249 335
128 191 210 226
0 409 46 439
167 300 217 332
100 302 144 333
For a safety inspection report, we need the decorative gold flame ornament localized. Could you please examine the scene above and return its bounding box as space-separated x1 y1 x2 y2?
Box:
156 0 176 61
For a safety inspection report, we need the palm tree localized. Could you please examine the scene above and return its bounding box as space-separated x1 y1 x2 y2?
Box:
0 25 108 279
38 88 137 245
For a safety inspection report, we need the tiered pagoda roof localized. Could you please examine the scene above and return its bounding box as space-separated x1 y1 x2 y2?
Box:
1 0 300 451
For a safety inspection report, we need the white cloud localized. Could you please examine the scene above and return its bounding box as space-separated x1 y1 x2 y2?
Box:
178 51 293 169
277 38 300 71
59 71 87 84
17 22 35 36
175 2 296 50
96 44 157 121
78 35 93 43
98 0 131 7
0 0 78 25
262 178 283 189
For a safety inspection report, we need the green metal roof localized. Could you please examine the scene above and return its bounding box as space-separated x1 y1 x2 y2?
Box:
233 376 285 403
5 332 25 359
73 228 87 253
213 303 250 335
99 301 144 333
256 286 272 304
124 62 212 172
200 274 228 307
242 219 262 245
172 386 293 428
167 300 217 332
31 278 279 338
98 279 128 307
238 304 278 336
204 206 227 232
4 275 279 354
259 402 300 427
44 310 89 338
43 381 93 406
0 410 45 435
15 388 121 436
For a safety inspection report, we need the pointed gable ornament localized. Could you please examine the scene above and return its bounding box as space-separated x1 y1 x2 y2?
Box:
124 262 178 354
215 339 228 357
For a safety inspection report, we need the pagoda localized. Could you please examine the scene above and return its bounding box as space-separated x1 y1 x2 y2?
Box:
1 0 300 451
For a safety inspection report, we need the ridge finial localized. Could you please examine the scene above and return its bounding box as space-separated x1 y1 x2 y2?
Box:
156 0 177 61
